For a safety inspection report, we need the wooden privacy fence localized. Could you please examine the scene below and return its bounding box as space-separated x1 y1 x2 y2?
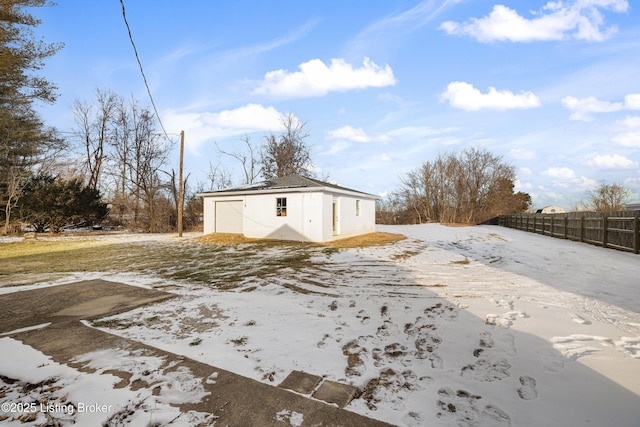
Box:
497 211 640 254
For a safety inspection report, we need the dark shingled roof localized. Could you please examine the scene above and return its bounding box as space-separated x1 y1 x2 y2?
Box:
200 174 377 198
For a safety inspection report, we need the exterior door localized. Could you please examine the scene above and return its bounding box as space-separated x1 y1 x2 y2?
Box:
332 199 339 236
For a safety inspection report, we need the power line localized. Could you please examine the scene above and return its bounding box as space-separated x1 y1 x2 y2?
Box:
119 0 170 140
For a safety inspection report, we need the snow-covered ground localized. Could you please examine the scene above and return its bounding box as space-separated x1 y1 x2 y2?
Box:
1 224 640 426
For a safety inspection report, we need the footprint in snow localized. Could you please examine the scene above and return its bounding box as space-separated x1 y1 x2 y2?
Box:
517 376 538 400
537 349 565 372
491 299 514 310
485 311 528 328
424 302 458 321
380 304 390 318
436 388 511 426
461 358 511 382
316 334 330 348
376 320 400 338
356 309 370 325
401 411 425 427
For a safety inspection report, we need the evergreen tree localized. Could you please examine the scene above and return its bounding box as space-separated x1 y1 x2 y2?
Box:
18 175 108 233
0 0 64 233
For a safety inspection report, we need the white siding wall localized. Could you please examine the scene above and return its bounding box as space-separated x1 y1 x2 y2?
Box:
243 192 326 242
202 190 376 242
328 195 376 241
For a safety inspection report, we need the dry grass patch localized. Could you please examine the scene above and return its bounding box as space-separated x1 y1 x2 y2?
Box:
192 231 406 249
0 239 116 259
192 233 262 245
326 232 406 248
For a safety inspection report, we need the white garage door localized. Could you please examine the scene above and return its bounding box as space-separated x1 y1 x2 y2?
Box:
215 200 243 233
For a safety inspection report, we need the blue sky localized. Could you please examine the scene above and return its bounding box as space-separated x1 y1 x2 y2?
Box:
33 0 640 209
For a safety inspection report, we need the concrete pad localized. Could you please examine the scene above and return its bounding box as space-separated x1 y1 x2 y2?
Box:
313 379 361 408
13 322 393 427
0 279 175 333
278 370 322 394
1 280 393 426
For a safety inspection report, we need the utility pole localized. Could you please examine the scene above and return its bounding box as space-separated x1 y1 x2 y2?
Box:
178 130 184 237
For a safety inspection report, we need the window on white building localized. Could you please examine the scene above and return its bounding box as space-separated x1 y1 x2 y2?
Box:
276 197 287 216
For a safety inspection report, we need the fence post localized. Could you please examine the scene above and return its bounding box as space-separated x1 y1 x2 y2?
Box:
563 216 568 240
580 216 584 242
634 213 639 254
602 215 608 248
550 216 554 237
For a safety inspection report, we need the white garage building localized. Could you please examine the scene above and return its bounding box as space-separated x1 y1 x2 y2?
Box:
198 175 379 242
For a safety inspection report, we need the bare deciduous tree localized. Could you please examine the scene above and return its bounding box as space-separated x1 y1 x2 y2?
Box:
72 91 174 232
73 89 120 190
584 181 632 212
206 161 234 191
216 135 261 185
126 107 171 232
261 114 313 179
396 147 529 224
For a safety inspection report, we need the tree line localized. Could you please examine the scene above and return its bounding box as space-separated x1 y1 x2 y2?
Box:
376 147 531 225
1 2 633 235
0 0 318 235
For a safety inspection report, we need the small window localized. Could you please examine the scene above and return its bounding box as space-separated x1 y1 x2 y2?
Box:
356 200 361 216
276 197 287 217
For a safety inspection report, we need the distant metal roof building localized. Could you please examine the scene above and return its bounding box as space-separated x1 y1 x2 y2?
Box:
626 203 640 211
536 205 565 214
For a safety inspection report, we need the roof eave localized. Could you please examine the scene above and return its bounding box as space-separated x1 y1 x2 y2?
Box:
198 186 379 199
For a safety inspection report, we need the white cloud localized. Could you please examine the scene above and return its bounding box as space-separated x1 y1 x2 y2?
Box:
541 167 598 190
612 132 640 147
514 179 533 191
617 116 640 128
345 0 462 56
509 148 536 160
624 94 640 110
325 125 460 146
440 1 629 43
253 57 396 98
326 125 372 143
586 154 638 169
163 103 285 152
562 94 640 121
385 125 459 138
440 81 541 111
161 19 319 66
320 141 351 156
611 115 640 147
543 166 576 180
